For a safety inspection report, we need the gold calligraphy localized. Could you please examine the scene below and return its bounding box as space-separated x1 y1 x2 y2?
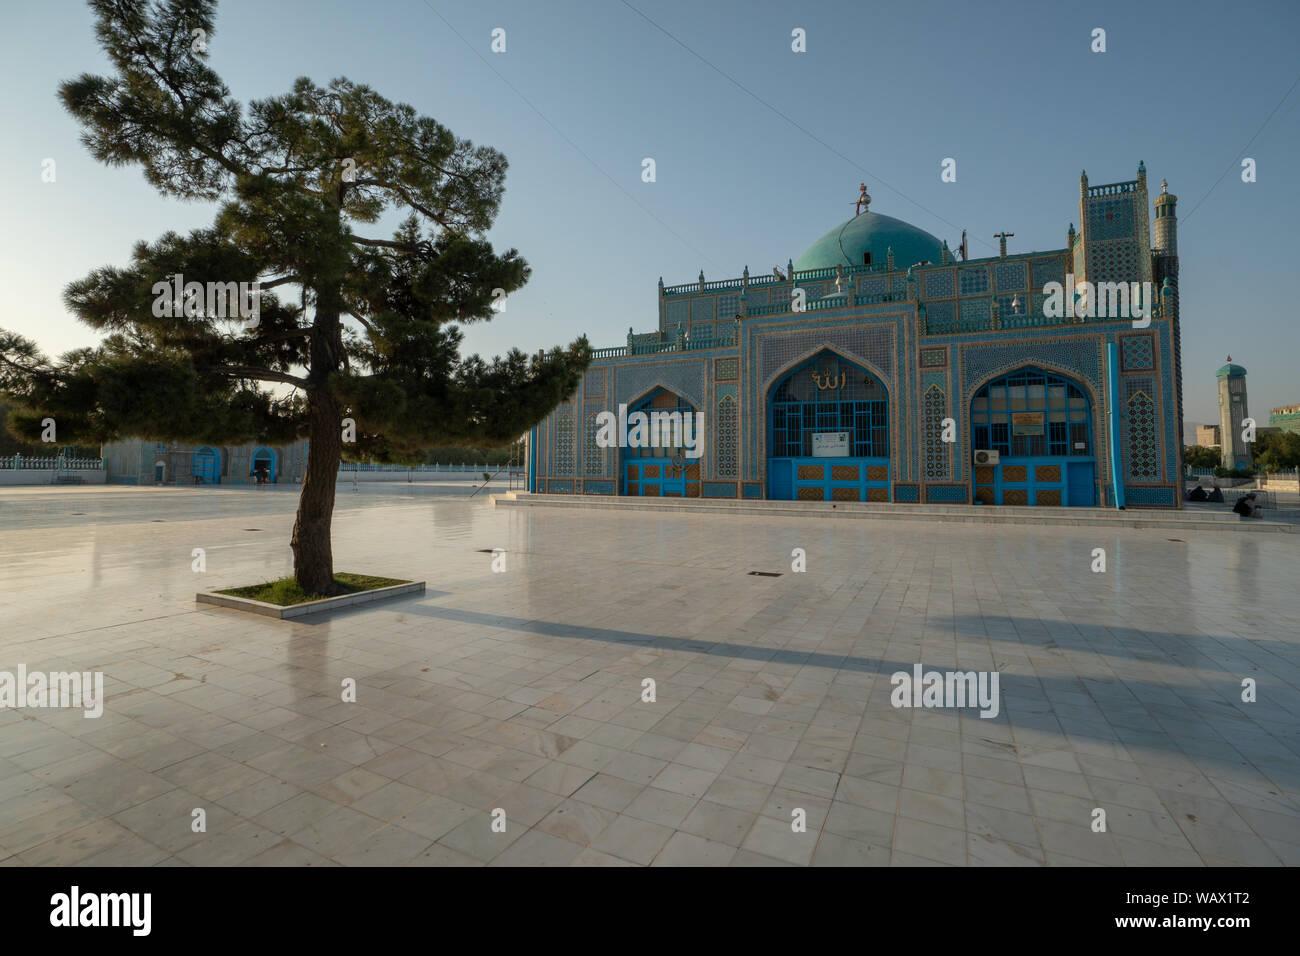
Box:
811 370 847 390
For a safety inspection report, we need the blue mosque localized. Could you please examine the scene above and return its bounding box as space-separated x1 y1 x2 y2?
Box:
528 163 1185 508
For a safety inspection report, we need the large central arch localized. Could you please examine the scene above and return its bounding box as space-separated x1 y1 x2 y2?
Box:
766 349 890 501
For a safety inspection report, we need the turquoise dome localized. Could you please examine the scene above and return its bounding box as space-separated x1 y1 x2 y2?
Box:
794 210 944 272
1216 362 1247 378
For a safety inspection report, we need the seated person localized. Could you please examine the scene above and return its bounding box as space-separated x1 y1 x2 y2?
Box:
1187 485 1208 501
1232 493 1261 518
1207 485 1224 502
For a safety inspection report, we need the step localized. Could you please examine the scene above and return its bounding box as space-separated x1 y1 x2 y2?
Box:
491 492 1294 533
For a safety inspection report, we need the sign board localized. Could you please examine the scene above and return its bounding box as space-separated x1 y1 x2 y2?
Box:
1011 412 1044 436
812 431 851 457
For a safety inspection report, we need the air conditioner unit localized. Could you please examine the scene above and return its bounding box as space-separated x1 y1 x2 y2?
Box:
973 449 1000 466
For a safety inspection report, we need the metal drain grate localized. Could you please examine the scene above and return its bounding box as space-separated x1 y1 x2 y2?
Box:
748 570 782 577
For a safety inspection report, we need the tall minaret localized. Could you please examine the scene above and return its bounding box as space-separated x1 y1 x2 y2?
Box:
1152 178 1184 460
1217 358 1252 470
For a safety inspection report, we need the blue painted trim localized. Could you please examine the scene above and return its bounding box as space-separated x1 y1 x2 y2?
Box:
528 427 537 493
250 446 277 483
1106 342 1125 510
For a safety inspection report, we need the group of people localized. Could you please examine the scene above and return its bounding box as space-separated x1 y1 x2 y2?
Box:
1187 483 1263 518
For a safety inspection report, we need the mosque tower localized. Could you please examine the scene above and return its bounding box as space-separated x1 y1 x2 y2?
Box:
1151 175 1184 459
1217 357 1252 470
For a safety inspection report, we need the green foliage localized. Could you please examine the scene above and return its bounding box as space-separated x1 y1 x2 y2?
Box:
1182 444 1221 470
218 572 407 604
0 0 590 589
1213 465 1256 479
1253 430 1300 473
0 0 588 452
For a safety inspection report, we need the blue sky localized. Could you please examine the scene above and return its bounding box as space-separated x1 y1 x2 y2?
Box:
2 0 1297 431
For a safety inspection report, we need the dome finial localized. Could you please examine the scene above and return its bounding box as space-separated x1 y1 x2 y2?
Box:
855 183 871 216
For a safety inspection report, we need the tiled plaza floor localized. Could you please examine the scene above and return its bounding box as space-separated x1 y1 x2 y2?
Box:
0 484 1296 866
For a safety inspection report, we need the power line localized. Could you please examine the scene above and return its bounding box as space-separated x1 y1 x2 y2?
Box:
1182 71 1300 224
419 0 725 272
618 0 995 253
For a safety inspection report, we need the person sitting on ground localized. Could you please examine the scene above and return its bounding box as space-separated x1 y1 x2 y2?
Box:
1232 493 1255 517
1207 484 1224 502
1188 485 1208 501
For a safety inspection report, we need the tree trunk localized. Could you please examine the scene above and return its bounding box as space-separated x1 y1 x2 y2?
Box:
291 305 344 595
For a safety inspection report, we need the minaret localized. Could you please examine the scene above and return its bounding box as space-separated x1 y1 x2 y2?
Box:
1217 357 1252 471
1152 179 1184 461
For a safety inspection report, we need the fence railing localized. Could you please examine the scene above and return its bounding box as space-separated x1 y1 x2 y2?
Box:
338 462 519 473
0 455 104 470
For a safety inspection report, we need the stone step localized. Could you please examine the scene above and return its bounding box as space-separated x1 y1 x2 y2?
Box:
491 492 1294 533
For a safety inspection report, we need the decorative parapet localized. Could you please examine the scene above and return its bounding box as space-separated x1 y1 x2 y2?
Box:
661 258 895 296
1087 180 1139 197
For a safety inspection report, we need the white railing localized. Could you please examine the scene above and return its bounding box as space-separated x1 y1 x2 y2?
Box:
0 455 104 470
338 462 513 473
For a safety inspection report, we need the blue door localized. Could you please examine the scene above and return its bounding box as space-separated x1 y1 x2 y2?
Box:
625 457 687 497
1067 462 1096 506
191 447 220 484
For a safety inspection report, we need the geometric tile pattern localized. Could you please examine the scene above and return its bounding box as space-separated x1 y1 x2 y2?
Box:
1121 335 1154 371
958 266 989 296
993 261 1027 291
920 347 947 368
584 409 604 476
759 326 894 385
1125 390 1159 481
691 297 715 323
924 270 954 299
922 384 950 480
715 393 739 479
554 414 575 476
614 360 707 414
1087 196 1135 241
714 358 739 381
584 366 606 398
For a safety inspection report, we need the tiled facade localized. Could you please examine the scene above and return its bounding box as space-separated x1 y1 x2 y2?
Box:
531 165 1183 509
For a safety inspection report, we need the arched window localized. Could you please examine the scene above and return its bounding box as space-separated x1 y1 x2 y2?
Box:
623 388 696 458
769 352 888 458
971 368 1091 458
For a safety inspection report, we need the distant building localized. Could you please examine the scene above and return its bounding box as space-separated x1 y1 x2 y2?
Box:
101 439 308 485
1271 404 1300 436
1216 358 1252 470
1194 424 1220 448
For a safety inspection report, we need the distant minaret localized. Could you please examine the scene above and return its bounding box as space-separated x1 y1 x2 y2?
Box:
1152 177 1184 461
1217 357 1252 471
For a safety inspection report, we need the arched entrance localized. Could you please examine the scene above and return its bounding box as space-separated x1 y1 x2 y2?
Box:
620 388 701 497
970 367 1095 506
767 350 890 501
251 446 277 484
191 446 220 485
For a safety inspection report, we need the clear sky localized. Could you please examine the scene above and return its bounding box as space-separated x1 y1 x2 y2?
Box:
2 0 1297 433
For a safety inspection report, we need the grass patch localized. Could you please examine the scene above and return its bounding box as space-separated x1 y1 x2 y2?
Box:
217 572 409 606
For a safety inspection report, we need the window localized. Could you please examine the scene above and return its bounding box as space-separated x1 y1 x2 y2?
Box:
863 252 873 266
971 368 1091 458
770 352 888 458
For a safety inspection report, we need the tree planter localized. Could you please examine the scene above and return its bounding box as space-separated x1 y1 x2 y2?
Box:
197 575 425 620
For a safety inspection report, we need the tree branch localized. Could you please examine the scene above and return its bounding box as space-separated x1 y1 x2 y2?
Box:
221 366 308 388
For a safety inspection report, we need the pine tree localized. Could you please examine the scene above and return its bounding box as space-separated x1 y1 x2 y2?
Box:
0 0 588 593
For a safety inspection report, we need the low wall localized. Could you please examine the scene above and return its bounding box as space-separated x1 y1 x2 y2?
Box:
0 469 107 486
